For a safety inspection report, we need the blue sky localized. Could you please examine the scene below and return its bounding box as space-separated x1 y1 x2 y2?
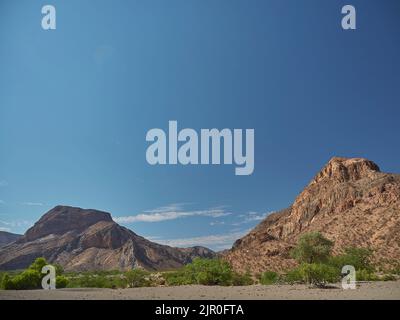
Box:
1 0 399 250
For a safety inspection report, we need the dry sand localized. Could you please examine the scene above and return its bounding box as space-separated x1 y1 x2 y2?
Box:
0 281 399 300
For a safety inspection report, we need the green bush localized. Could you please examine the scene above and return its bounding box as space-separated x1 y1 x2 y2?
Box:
185 258 233 286
164 258 252 286
67 274 121 288
290 232 333 264
231 271 253 286
125 269 151 288
388 264 400 275
284 263 340 287
329 247 374 272
260 271 279 285
1 273 12 289
381 274 396 281
8 270 42 290
54 264 64 276
284 268 303 284
56 275 69 288
163 270 193 286
356 269 378 281
1 257 66 290
28 257 48 273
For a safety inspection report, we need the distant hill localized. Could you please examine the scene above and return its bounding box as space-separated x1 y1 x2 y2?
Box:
0 205 214 271
224 157 400 273
0 231 21 248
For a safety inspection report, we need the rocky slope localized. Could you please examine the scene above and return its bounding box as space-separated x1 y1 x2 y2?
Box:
0 231 21 248
0 206 214 271
225 157 400 273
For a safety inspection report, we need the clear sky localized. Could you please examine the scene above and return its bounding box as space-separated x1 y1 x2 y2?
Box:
1 0 399 250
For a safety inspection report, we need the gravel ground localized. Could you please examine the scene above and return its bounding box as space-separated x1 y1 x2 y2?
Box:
0 281 399 300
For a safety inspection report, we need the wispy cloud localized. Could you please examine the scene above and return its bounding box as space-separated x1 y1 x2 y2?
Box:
113 203 232 223
0 219 32 229
210 221 225 226
232 211 272 226
0 227 11 232
152 229 250 249
0 180 8 187
21 202 44 206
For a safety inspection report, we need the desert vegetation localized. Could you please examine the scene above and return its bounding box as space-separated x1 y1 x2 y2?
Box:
1 232 398 290
258 232 399 287
0 257 68 290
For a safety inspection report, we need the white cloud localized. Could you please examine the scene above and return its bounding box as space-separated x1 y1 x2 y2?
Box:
152 229 250 248
210 221 225 226
113 203 232 223
232 211 272 226
0 219 32 228
22 202 44 206
0 227 11 232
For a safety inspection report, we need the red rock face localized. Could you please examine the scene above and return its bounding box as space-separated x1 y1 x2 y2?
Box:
225 157 400 273
0 206 215 271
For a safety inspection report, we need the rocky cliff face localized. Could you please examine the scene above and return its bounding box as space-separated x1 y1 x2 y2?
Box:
0 206 215 271
225 157 400 273
0 231 21 248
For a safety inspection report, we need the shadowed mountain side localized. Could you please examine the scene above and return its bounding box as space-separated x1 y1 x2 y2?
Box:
0 231 21 248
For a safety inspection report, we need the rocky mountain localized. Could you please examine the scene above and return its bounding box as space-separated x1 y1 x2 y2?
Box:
0 231 21 248
225 157 400 273
0 205 214 271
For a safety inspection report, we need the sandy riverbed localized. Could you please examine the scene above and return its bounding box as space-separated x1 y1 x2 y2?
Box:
1 281 399 300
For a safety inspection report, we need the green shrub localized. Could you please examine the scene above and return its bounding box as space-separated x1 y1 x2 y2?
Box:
329 247 374 272
260 271 279 285
299 263 339 287
163 270 193 286
28 257 48 273
56 275 69 288
185 258 233 286
67 273 127 289
381 274 396 281
389 265 400 275
9 270 42 290
231 271 253 286
164 258 253 286
383 274 396 281
1 273 12 289
54 264 64 276
356 269 378 281
125 269 151 288
290 232 333 264
284 267 303 284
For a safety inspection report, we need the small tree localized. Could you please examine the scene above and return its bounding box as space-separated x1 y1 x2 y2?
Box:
28 257 48 273
56 275 69 288
260 271 279 285
186 258 233 286
298 263 339 287
290 232 333 264
125 269 150 288
329 247 374 272
10 269 42 290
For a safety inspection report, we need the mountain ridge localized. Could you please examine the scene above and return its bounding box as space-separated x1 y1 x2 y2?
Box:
0 205 215 271
0 231 21 248
224 157 400 272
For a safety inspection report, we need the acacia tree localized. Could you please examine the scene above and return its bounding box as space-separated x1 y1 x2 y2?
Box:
290 232 333 264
